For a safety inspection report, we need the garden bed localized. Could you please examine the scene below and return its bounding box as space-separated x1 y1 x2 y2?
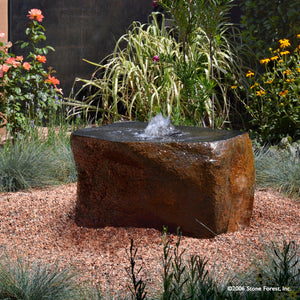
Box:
0 184 299 297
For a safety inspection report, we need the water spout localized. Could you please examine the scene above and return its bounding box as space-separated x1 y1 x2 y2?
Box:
143 113 177 137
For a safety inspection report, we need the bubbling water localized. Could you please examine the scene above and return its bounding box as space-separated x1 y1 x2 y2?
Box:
143 113 179 137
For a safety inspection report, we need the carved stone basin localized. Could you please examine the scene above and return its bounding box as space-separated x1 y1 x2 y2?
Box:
71 121 255 238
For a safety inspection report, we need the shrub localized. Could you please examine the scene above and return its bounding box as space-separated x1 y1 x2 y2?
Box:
239 0 300 62
0 8 63 135
244 36 300 144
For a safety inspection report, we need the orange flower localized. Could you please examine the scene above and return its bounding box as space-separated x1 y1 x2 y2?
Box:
27 9 44 22
36 55 46 63
16 56 23 62
279 90 288 97
46 74 60 86
23 62 31 70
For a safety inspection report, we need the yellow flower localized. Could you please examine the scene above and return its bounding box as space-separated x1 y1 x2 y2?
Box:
286 78 295 82
280 102 284 106
270 56 278 60
278 59 284 63
264 79 274 84
297 34 300 39
288 290 298 299
246 70 254 77
283 69 292 76
250 82 259 89
260 58 270 64
297 68 300 73
279 90 288 97
256 90 266 96
279 38 291 48
231 85 237 89
268 98 271 101
280 50 290 55
273 48 280 53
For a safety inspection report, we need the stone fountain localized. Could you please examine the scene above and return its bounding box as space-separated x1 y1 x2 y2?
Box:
71 114 255 238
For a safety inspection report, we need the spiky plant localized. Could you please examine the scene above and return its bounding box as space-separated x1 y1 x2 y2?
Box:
0 255 79 300
254 145 300 199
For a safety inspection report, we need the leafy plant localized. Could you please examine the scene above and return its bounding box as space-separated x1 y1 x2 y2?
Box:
126 239 147 300
0 9 63 135
244 36 300 144
157 0 246 128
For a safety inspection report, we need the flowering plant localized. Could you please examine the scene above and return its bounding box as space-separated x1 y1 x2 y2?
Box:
0 8 62 135
245 36 300 143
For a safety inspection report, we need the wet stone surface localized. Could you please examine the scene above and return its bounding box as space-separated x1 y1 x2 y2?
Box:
71 122 255 238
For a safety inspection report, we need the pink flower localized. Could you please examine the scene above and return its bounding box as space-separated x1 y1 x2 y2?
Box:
16 56 23 62
152 55 159 62
152 0 158 8
2 64 10 72
5 57 16 65
0 65 3 78
23 62 31 70
27 9 44 22
0 31 5 38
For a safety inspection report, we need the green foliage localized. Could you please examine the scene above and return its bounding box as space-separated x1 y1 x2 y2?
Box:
254 141 300 199
66 14 182 124
0 9 63 135
0 126 77 192
158 0 245 127
238 240 300 299
239 0 300 61
0 233 299 299
126 239 147 300
67 3 245 128
0 254 79 300
244 37 300 144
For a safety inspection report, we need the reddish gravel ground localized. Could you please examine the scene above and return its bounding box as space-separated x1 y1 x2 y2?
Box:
0 184 299 297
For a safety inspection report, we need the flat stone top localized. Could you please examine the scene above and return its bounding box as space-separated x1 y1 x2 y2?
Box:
72 122 246 143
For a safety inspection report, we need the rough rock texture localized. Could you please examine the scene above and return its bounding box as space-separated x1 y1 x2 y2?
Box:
71 124 255 238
